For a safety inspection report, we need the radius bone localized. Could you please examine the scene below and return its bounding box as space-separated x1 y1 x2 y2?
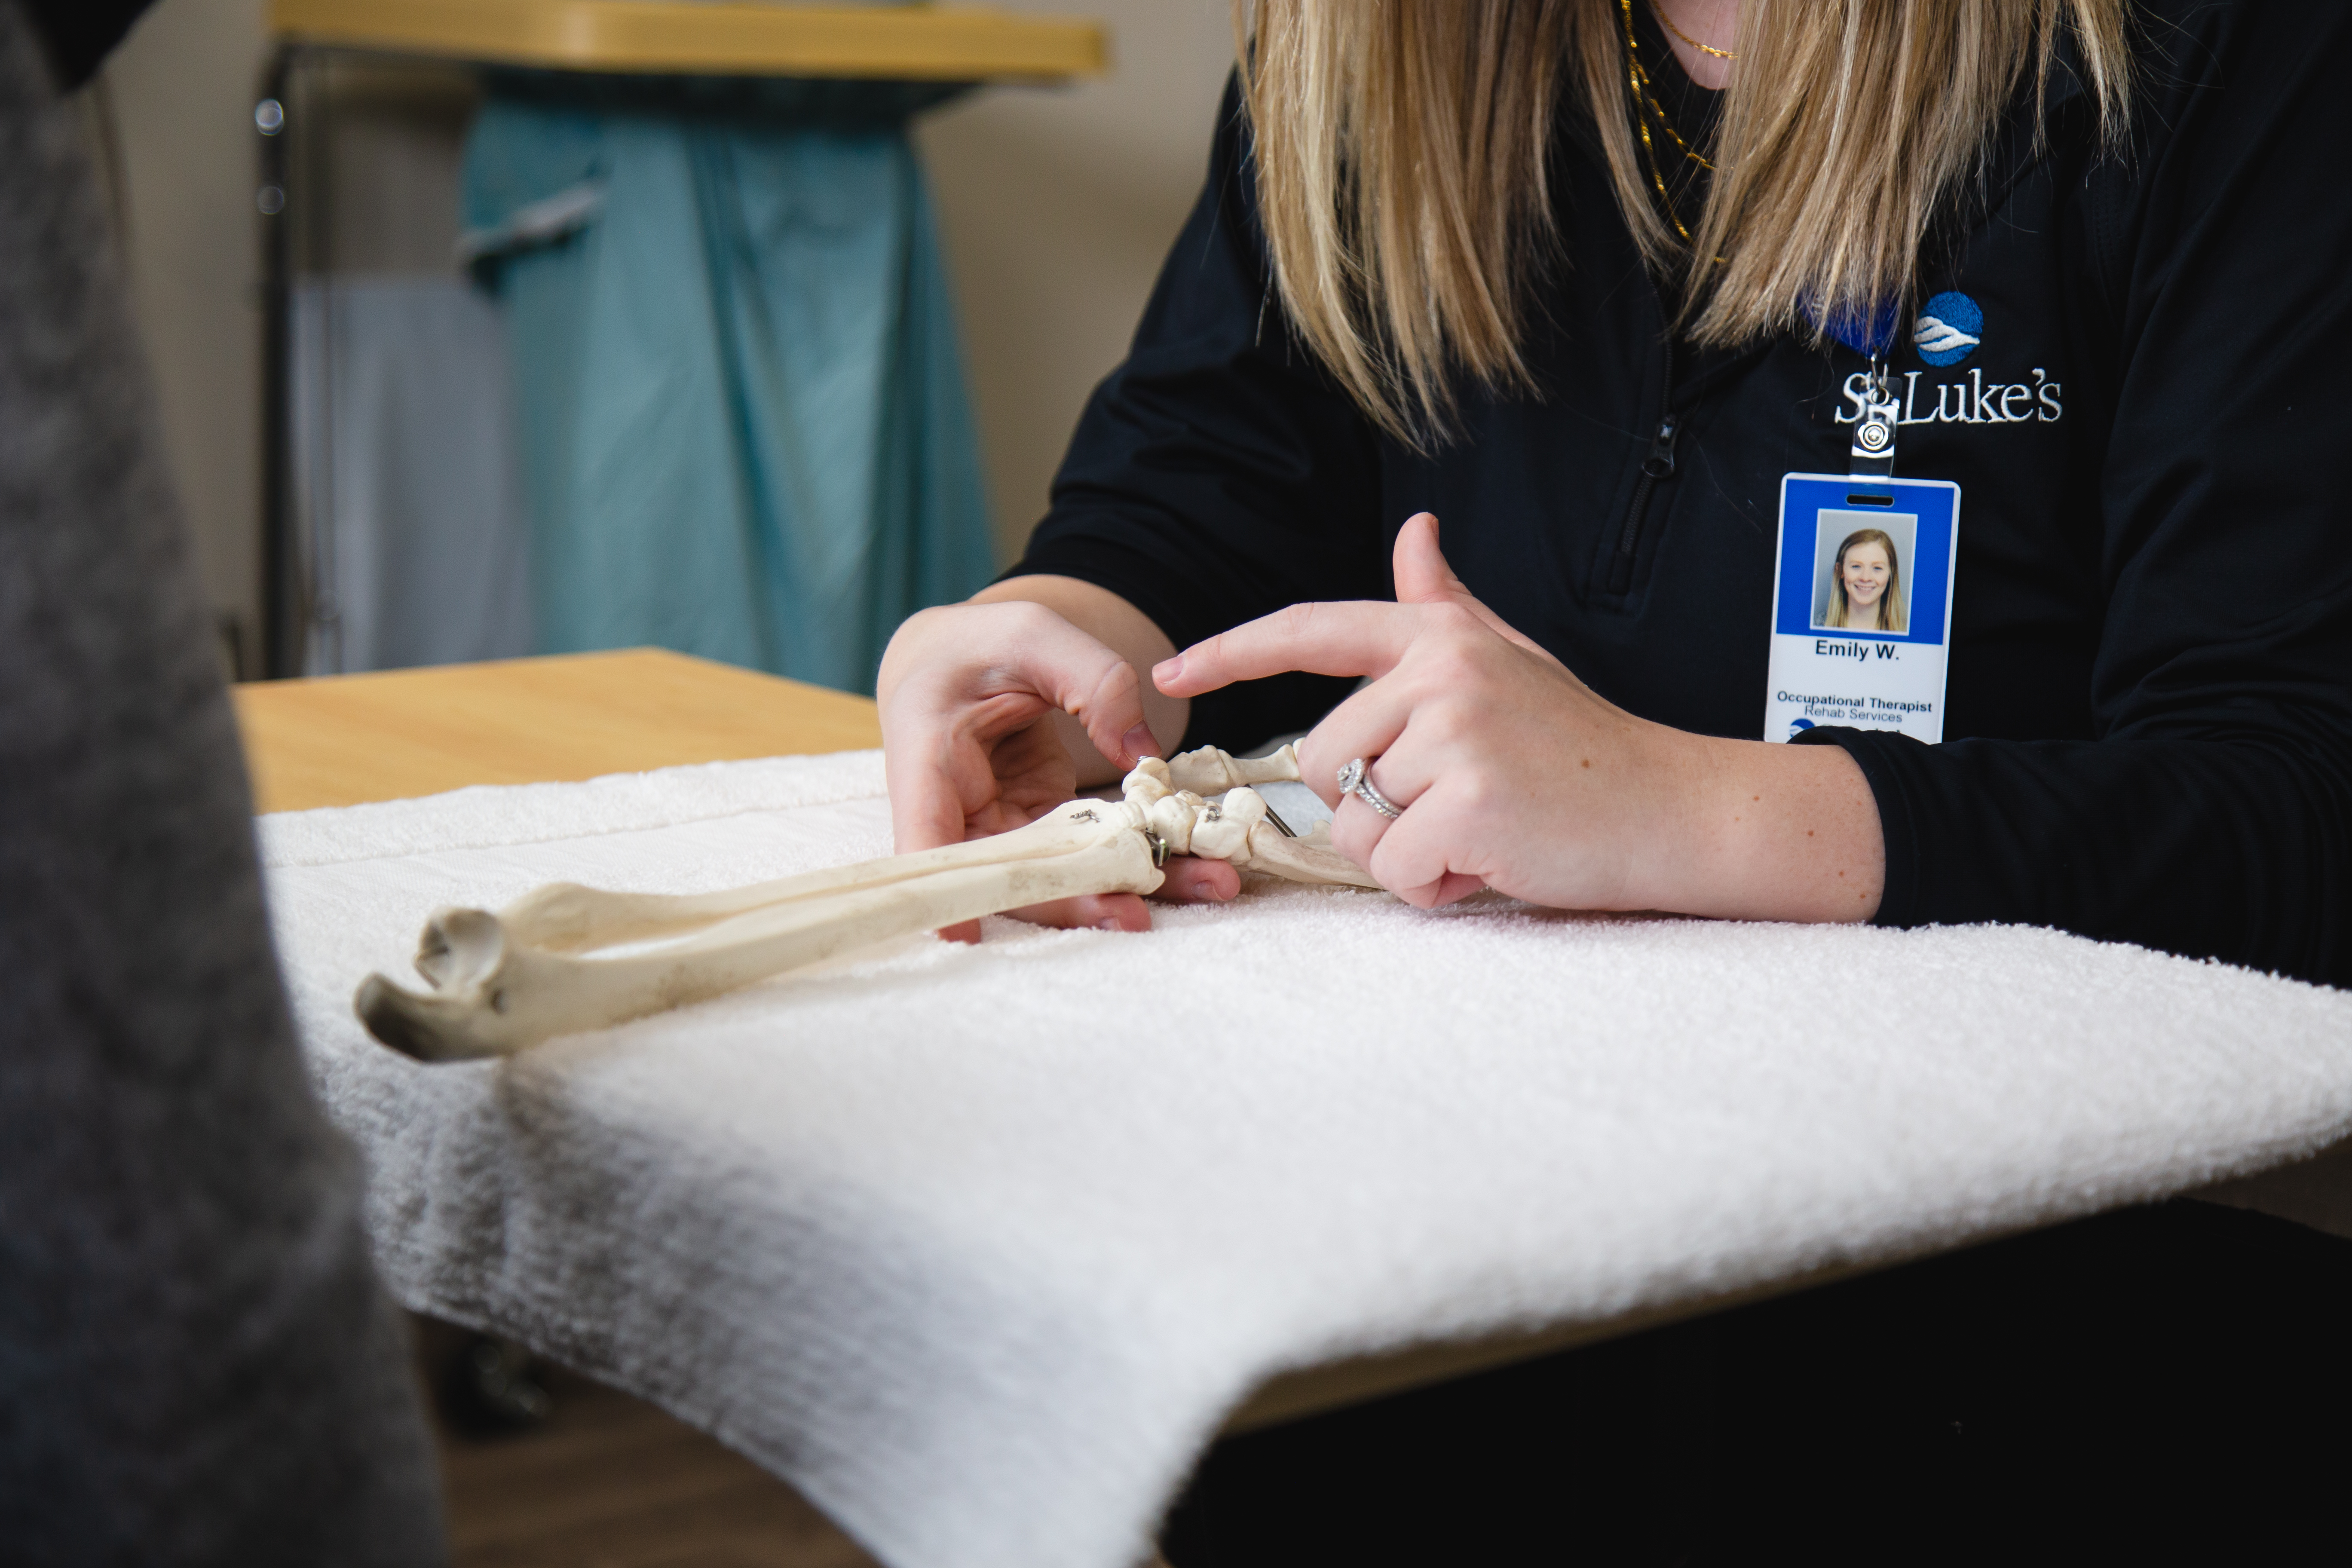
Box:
499 805 1127 953
354 746 1375 1064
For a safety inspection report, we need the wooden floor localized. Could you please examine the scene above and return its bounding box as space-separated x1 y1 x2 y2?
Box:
435 1361 881 1568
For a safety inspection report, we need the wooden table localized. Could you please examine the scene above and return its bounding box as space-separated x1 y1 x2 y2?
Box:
233 648 880 813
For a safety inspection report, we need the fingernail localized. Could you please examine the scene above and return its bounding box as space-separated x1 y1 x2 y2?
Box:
1152 655 1183 686
1095 917 1124 932
1120 723 1158 763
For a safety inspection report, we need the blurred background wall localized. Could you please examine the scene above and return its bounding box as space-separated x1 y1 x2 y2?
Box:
913 0 1233 559
102 0 273 672
94 0 1237 677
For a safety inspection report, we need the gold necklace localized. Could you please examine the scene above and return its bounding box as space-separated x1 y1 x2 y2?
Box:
1649 1 1738 61
1619 0 1712 244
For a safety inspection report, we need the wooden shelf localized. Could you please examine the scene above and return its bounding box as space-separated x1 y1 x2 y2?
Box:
269 0 1105 81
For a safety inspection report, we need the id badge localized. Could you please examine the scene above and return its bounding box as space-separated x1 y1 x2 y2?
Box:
1762 472 1959 744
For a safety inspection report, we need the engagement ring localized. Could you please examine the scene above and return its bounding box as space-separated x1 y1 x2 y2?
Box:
1337 756 1403 820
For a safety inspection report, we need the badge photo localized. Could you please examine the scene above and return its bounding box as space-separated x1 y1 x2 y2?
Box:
1763 473 1959 745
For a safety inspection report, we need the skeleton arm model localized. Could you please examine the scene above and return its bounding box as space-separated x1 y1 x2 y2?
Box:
355 745 1375 1063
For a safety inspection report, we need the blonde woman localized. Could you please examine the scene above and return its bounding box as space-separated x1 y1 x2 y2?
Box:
876 0 2352 1545
1818 527 1906 633
883 0 2347 991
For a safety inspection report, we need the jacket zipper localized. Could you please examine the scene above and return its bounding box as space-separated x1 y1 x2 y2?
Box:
1609 337 1679 595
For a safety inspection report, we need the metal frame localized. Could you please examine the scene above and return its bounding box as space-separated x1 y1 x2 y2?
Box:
256 45 301 679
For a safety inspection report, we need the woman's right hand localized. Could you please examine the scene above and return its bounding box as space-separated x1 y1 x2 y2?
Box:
876 582 1240 941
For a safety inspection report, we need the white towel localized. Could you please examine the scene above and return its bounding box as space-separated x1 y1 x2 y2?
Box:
262 752 2352 1568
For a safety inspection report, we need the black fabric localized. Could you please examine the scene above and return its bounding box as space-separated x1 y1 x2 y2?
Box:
0 5 448 1561
1010 0 2352 988
20 0 150 88
1161 1201 2352 1565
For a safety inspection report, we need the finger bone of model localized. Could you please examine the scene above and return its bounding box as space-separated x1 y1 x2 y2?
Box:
355 745 1376 1064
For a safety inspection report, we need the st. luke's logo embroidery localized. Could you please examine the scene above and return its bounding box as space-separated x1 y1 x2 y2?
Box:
1913 291 1982 367
1836 287 2063 429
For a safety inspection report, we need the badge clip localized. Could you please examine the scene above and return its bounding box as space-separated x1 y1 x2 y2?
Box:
1848 358 1898 482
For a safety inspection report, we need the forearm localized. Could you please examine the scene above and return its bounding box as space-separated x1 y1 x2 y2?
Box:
1661 734 1886 924
1827 729 2352 985
973 574 1188 785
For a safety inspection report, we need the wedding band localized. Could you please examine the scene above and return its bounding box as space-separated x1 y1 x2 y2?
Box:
1336 756 1403 820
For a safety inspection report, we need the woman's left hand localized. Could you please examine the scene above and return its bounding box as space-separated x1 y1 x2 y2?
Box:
1151 513 1887 921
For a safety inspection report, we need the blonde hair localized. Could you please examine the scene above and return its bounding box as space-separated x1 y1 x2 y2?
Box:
1233 0 2132 443
1824 527 1905 632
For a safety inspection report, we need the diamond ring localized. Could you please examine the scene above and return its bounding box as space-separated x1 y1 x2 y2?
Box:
1336 756 1403 820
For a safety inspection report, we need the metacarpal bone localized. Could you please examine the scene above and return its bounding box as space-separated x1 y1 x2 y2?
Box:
1236 819 1380 887
1192 788 1381 887
1162 743 1304 795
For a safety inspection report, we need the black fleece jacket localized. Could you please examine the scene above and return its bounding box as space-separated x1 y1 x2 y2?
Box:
1009 0 2352 988
22 0 149 86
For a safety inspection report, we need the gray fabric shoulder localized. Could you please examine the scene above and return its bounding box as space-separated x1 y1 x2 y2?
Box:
0 4 447 1560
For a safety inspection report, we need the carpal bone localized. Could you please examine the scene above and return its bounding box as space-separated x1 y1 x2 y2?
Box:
1185 785 1265 862
355 744 1376 1064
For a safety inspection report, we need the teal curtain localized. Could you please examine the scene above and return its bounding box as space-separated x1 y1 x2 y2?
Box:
460 77 996 694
